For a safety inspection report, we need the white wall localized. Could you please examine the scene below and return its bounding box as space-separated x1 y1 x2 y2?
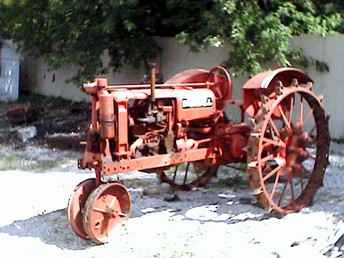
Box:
293 35 344 139
158 38 247 101
24 38 246 103
24 54 145 102
25 35 344 138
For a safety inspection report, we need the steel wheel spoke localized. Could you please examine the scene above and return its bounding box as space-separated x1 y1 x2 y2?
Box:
269 119 281 138
300 96 304 122
270 172 280 201
160 163 217 190
260 154 275 164
289 96 294 124
262 137 286 148
269 127 276 139
263 164 283 182
183 163 191 185
172 165 178 182
278 105 291 130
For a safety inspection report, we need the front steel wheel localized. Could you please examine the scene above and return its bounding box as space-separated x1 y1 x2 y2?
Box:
67 178 96 239
83 182 131 244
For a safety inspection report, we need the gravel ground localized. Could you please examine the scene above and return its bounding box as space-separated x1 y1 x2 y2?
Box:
1 143 344 258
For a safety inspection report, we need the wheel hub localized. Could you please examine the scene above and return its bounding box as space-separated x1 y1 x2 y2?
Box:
284 121 312 177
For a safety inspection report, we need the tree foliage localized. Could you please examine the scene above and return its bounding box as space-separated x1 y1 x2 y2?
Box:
0 0 343 81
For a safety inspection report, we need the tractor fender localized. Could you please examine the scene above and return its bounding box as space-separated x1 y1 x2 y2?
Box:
165 69 209 84
243 67 313 90
242 68 313 116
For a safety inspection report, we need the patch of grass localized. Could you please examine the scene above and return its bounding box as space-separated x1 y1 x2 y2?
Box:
0 155 21 170
0 152 65 172
30 159 63 172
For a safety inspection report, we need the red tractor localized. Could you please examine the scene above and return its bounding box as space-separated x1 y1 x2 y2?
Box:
67 65 330 244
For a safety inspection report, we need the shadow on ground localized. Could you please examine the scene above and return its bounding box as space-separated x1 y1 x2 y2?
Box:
0 209 92 250
0 178 272 251
1 164 342 252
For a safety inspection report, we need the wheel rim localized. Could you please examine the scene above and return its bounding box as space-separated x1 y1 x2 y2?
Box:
67 178 96 239
159 162 218 191
83 182 131 244
248 86 330 214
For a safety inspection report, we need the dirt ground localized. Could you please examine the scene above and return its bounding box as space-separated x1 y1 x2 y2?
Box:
0 94 344 258
0 143 344 258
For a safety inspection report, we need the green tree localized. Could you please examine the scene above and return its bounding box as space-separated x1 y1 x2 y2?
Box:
0 0 343 81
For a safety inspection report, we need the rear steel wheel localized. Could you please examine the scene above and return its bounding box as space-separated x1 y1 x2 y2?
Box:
207 66 232 108
83 182 131 244
247 83 330 214
159 162 218 191
67 178 96 239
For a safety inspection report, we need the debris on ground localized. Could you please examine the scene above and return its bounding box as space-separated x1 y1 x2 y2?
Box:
0 93 90 150
12 126 37 143
45 133 84 151
6 103 38 125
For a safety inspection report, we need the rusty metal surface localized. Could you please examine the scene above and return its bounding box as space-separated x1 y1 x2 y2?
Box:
242 68 313 90
246 84 330 214
83 182 131 244
67 178 96 239
242 68 314 117
68 65 330 244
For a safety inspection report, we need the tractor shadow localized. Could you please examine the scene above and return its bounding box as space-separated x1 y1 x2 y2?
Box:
0 165 310 251
0 174 272 251
0 209 93 250
129 170 278 225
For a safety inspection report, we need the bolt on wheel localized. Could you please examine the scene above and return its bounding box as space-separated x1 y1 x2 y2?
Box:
247 85 330 214
67 178 96 239
83 182 131 244
159 162 218 191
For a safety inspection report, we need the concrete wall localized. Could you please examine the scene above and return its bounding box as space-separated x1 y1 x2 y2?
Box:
158 38 247 101
24 54 144 102
293 35 344 139
25 35 344 138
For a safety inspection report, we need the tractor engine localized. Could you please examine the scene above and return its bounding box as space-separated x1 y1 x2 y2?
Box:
128 87 216 157
80 66 249 175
